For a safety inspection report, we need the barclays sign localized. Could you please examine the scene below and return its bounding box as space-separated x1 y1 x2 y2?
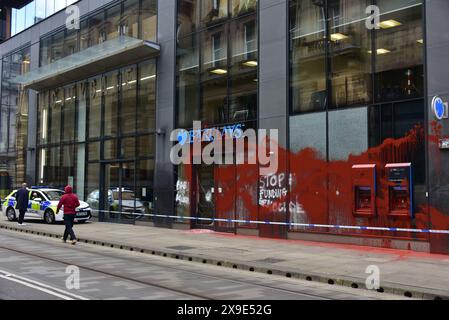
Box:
432 96 448 120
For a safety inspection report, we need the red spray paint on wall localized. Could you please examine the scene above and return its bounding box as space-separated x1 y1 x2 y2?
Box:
176 122 449 253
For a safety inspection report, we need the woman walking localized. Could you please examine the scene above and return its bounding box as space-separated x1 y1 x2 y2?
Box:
56 186 80 245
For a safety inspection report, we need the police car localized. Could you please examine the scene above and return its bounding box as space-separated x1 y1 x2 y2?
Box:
2 187 92 224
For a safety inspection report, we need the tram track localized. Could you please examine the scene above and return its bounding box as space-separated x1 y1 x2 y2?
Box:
0 231 334 300
0 242 211 300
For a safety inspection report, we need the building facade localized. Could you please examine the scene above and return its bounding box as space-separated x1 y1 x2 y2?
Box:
1 0 449 254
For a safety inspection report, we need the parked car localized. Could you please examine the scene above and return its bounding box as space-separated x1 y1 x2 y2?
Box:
2 187 92 224
86 188 147 219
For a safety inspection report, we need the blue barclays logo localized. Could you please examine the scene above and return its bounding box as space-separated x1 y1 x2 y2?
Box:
178 123 246 146
432 96 448 120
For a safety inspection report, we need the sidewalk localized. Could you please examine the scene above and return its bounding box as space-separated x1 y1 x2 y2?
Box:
1 217 449 300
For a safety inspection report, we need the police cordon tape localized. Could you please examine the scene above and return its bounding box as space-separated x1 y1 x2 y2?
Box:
89 209 449 235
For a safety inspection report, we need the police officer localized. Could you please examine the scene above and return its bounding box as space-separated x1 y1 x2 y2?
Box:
16 183 29 226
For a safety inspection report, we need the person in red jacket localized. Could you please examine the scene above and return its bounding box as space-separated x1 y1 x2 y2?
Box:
56 186 80 245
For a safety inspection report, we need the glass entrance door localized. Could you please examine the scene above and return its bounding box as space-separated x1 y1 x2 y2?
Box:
100 161 138 224
193 164 215 228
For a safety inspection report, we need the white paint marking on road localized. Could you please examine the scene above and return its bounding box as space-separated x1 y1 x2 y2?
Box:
0 270 89 300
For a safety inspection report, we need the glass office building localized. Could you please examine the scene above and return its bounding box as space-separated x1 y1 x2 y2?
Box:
10 0 79 37
1 0 449 253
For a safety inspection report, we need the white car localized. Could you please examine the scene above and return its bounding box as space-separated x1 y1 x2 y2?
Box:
2 188 92 224
86 188 147 219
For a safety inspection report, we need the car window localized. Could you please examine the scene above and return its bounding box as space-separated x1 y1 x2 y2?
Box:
30 191 44 201
42 190 64 201
113 191 136 200
88 191 99 200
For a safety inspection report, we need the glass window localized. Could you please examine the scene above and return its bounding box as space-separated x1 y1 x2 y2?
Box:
55 0 67 12
16 7 25 34
141 0 157 41
80 19 89 50
40 36 52 66
61 144 76 187
177 32 200 128
64 28 79 58
51 30 65 63
231 0 257 17
328 107 368 160
328 0 372 108
177 1 257 127
201 0 228 28
121 137 135 158
63 85 76 142
175 164 191 220
77 82 88 142
106 3 122 41
104 70 119 138
88 142 101 161
290 0 327 113
89 11 105 47
86 163 100 208
201 25 228 125
137 135 155 157
229 17 257 122
136 159 154 215
137 60 156 133
41 146 60 187
49 88 63 144
38 91 49 145
46 0 55 17
11 9 17 36
25 1 36 29
36 0 47 23
121 66 137 135
375 0 424 102
0 105 9 153
123 0 140 38
88 76 102 139
104 139 118 160
177 0 200 37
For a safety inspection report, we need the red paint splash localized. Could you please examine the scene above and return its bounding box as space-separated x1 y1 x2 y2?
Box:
177 123 449 254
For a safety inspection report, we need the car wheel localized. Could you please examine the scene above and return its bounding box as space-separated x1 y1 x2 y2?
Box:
6 208 16 221
77 220 86 224
44 210 55 224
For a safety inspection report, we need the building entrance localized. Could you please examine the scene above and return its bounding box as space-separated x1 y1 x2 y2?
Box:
192 164 236 233
99 161 139 223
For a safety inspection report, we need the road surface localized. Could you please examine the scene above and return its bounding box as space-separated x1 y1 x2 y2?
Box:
0 229 403 300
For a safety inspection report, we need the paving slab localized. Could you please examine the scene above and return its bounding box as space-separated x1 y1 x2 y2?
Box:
1 217 449 299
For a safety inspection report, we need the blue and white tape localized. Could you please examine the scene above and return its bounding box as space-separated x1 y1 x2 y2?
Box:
90 209 449 235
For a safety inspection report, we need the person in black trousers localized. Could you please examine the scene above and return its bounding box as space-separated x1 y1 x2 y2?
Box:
16 183 29 226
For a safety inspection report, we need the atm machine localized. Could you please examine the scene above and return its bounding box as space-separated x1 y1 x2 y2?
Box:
352 164 377 217
385 163 413 218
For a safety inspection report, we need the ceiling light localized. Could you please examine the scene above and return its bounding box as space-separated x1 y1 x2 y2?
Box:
378 20 402 29
330 33 348 41
210 68 228 75
141 75 156 81
376 48 391 55
243 60 258 67
368 48 391 55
